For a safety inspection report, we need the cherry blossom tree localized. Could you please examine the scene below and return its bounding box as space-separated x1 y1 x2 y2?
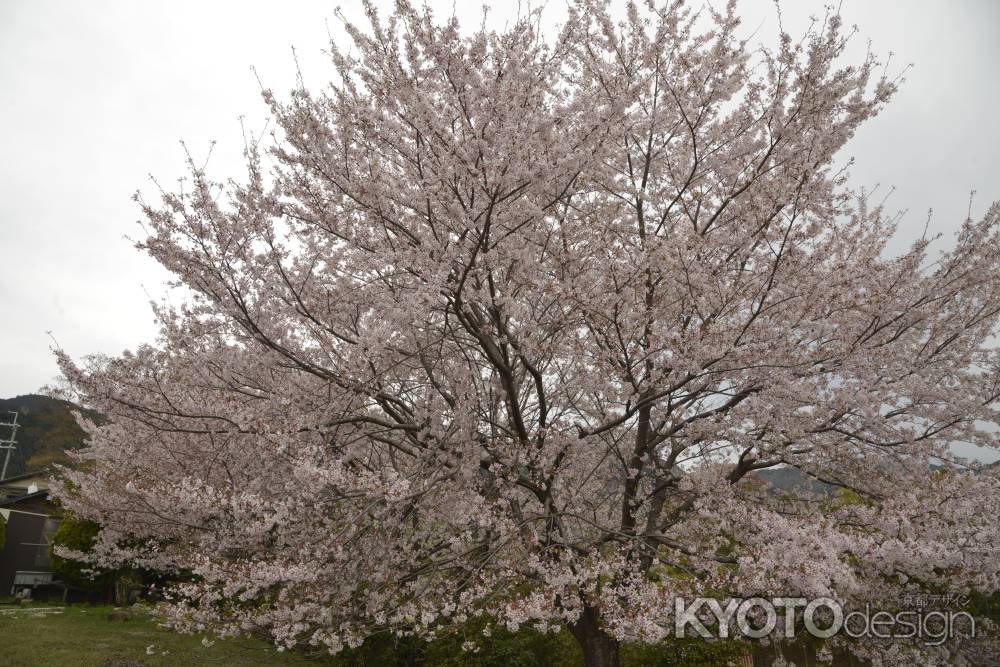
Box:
53 1 1000 665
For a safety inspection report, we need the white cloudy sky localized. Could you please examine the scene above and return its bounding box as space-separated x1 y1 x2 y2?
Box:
1 1 998 411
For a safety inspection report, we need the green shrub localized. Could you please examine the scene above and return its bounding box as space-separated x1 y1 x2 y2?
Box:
325 616 746 666
622 636 747 667
49 513 116 592
420 619 580 667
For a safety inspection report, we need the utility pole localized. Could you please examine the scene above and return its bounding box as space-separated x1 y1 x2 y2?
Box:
0 411 19 480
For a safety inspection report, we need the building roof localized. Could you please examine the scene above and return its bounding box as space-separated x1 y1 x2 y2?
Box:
0 469 51 485
0 490 51 508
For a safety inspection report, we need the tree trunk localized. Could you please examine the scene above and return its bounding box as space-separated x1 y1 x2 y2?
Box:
570 606 620 667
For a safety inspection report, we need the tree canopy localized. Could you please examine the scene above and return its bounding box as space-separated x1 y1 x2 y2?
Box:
54 2 1000 665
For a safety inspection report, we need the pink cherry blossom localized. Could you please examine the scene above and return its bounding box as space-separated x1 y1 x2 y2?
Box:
52 2 1000 666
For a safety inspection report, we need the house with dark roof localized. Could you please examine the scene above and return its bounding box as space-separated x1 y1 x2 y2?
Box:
0 470 51 501
0 470 62 598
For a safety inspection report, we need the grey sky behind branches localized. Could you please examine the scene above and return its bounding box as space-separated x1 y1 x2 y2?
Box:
1 1 998 459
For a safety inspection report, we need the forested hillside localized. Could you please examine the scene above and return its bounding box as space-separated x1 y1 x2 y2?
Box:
0 394 93 475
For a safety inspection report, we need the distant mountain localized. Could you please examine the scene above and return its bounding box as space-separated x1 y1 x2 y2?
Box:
755 466 837 496
0 394 95 477
756 460 1000 496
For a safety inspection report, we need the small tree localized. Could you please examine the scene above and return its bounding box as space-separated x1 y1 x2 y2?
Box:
50 515 116 596
55 2 1000 665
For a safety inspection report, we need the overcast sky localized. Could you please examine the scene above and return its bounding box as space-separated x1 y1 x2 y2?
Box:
1 2 999 434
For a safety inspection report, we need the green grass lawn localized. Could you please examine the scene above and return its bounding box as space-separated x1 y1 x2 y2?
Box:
0 604 319 667
0 603 754 666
